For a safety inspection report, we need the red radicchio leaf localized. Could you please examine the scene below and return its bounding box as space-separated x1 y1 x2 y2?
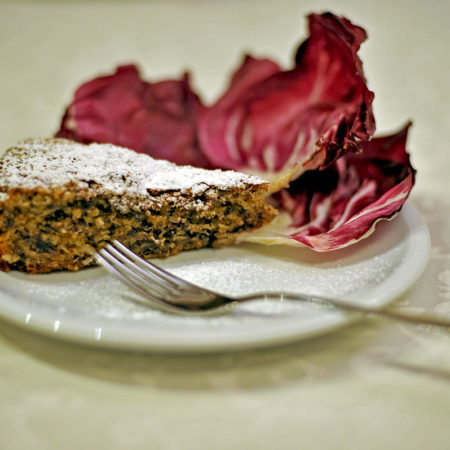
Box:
53 12 415 253
267 123 415 251
56 65 210 167
198 12 375 179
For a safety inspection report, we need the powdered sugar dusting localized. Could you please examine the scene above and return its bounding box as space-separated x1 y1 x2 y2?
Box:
0 138 266 200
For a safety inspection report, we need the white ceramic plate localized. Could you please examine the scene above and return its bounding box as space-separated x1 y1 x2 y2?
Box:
0 204 429 352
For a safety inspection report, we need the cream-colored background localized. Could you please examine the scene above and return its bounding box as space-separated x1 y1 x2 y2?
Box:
1 1 449 449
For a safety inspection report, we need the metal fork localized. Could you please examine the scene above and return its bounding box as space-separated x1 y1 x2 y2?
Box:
96 241 450 328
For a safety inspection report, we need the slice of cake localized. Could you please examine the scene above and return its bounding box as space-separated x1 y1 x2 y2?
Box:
0 138 276 273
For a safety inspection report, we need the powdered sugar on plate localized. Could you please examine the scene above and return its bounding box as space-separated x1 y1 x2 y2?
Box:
0 205 430 351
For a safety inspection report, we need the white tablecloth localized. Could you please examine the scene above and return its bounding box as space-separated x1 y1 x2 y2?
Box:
0 1 449 449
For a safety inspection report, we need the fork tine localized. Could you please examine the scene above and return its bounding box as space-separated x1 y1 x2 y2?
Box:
96 252 173 308
112 240 193 288
103 244 176 296
98 248 172 300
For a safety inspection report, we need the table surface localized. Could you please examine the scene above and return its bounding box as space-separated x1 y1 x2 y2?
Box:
0 1 449 449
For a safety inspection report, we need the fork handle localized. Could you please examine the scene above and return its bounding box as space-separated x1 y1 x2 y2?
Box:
237 292 450 328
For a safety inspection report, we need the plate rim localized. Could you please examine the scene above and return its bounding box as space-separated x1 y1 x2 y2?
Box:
0 203 430 352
